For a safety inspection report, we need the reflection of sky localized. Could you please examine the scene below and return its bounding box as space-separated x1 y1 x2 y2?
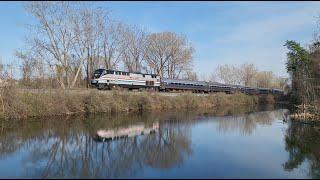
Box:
134 112 309 178
0 147 33 178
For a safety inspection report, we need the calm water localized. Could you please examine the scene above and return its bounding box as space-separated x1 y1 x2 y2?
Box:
0 106 319 179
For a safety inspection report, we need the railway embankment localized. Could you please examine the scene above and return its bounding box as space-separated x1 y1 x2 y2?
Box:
0 87 280 120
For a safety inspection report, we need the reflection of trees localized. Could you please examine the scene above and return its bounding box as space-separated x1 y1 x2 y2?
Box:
216 109 288 135
0 113 192 178
283 122 320 179
141 123 192 169
0 107 293 178
25 122 191 178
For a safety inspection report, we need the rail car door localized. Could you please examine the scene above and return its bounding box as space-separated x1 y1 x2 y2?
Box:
146 80 154 86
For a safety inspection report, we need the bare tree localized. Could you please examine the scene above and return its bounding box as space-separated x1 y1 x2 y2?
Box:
166 34 194 79
208 72 217 83
215 64 241 85
0 58 7 87
120 25 148 73
20 2 117 88
15 51 35 87
72 6 110 87
101 21 125 70
239 63 257 86
254 71 274 88
23 2 80 88
181 70 198 81
144 32 194 78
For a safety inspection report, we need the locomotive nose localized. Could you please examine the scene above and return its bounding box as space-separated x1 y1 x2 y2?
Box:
91 79 98 85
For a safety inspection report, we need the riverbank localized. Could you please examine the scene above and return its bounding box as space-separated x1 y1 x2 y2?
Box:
289 104 320 124
0 87 265 119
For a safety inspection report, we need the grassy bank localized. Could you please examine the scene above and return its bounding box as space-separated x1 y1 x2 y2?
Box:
0 87 261 119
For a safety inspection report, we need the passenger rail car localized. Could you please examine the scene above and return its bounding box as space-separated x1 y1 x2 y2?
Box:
209 83 239 94
91 69 285 96
160 78 208 93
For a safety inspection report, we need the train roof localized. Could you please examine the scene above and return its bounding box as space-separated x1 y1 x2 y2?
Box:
162 78 208 85
208 82 241 87
94 69 159 76
272 88 284 91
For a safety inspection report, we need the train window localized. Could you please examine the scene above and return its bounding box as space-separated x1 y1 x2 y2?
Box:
107 70 114 74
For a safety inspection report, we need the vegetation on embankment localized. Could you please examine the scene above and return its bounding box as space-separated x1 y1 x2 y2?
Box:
0 87 263 120
283 40 320 122
289 104 320 123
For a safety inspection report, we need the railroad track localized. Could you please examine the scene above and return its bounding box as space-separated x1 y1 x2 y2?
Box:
14 88 212 97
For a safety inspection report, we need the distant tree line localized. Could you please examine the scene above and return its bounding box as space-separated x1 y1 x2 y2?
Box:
208 63 288 90
15 2 195 89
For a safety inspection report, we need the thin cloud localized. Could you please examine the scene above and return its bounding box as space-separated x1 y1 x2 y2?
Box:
193 4 319 78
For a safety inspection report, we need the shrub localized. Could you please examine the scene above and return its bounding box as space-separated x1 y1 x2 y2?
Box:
0 89 261 120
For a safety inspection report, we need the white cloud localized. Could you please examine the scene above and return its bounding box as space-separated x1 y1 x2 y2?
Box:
193 4 320 78
216 5 318 45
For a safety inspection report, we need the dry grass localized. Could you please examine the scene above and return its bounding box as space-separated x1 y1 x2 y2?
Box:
0 87 260 120
259 94 276 104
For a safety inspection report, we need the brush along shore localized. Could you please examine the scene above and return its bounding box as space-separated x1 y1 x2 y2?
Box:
0 87 267 119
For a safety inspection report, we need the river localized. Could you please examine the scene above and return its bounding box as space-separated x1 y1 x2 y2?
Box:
0 106 319 178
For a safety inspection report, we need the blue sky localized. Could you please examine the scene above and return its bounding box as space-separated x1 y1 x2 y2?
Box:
0 1 319 79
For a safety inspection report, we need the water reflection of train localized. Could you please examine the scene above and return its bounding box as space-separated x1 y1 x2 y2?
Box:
91 68 285 96
94 122 160 142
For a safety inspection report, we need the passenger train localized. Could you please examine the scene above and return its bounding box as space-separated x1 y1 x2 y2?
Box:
91 68 284 96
